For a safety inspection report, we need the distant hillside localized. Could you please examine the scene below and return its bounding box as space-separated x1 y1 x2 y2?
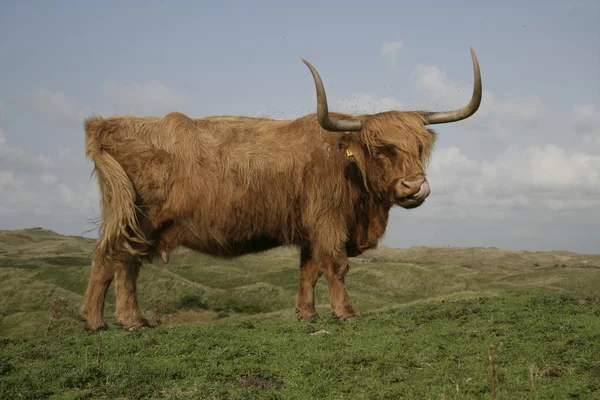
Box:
0 228 96 258
1 228 599 340
2 227 598 264
357 244 600 269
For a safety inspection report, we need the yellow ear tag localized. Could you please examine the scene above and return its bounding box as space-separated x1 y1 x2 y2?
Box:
346 148 354 157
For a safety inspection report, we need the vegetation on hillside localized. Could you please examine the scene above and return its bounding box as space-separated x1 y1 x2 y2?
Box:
2 292 599 399
0 228 599 398
1 228 599 339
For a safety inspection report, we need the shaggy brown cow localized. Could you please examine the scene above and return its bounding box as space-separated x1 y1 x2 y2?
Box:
80 47 482 331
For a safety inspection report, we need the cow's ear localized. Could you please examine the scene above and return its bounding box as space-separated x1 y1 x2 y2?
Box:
337 134 350 151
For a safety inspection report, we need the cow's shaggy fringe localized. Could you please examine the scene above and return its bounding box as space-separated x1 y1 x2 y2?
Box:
351 111 437 189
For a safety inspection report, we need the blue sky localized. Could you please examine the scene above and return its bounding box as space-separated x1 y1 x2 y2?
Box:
1 1 599 253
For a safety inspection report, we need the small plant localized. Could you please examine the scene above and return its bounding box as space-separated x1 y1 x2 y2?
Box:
488 344 497 400
177 294 207 310
45 296 80 336
96 333 102 368
529 364 536 400
149 298 170 325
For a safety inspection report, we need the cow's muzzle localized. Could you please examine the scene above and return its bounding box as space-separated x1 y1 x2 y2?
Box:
395 177 430 209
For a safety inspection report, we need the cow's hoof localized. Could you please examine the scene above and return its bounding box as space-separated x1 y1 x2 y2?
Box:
84 320 109 332
334 309 361 321
298 314 319 322
125 317 157 331
295 307 319 322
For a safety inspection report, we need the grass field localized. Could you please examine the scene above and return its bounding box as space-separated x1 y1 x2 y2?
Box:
1 228 599 398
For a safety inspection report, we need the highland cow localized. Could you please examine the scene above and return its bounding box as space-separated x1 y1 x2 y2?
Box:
80 47 482 331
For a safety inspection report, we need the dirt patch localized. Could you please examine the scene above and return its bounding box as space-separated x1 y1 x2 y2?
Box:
236 374 283 390
536 364 574 377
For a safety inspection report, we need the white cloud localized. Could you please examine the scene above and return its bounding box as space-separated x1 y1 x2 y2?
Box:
0 170 98 220
251 108 302 120
57 182 76 204
493 144 600 191
57 147 72 161
335 93 405 115
495 96 545 128
0 170 22 188
572 104 600 147
419 144 600 219
0 102 6 123
573 104 600 134
0 140 57 175
40 173 58 185
0 125 98 232
103 80 187 116
250 92 406 120
36 154 55 168
414 64 546 132
0 104 6 149
381 40 404 68
33 89 90 129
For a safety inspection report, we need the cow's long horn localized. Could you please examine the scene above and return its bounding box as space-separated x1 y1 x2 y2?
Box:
301 57 363 132
418 47 482 125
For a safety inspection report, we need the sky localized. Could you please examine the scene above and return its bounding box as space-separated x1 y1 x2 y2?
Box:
1 1 599 254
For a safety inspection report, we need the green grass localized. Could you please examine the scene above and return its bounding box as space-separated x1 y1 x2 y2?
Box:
1 292 599 399
1 228 600 335
0 228 599 398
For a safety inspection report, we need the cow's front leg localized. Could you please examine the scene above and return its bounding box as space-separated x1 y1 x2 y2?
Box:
113 255 155 330
318 251 360 321
295 247 322 321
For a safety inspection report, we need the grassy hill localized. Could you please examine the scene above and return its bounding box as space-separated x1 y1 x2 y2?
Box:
1 228 599 339
0 228 599 398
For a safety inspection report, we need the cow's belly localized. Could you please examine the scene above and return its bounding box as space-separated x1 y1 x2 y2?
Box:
181 234 284 258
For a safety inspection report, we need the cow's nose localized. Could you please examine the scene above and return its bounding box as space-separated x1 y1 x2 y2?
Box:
399 178 424 197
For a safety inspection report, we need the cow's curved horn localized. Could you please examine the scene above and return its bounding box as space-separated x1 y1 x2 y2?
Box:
418 47 482 125
301 57 363 132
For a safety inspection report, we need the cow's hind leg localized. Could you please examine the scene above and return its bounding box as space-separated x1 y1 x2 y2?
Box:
80 250 114 331
113 254 156 330
295 246 322 321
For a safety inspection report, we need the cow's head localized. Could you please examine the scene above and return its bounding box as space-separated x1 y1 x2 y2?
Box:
302 47 482 210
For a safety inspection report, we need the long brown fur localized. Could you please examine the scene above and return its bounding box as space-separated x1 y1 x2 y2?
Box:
81 107 438 331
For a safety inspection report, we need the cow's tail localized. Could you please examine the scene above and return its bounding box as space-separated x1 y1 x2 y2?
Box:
84 115 149 262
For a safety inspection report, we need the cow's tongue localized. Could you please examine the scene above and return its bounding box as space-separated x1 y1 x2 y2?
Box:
413 180 430 200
